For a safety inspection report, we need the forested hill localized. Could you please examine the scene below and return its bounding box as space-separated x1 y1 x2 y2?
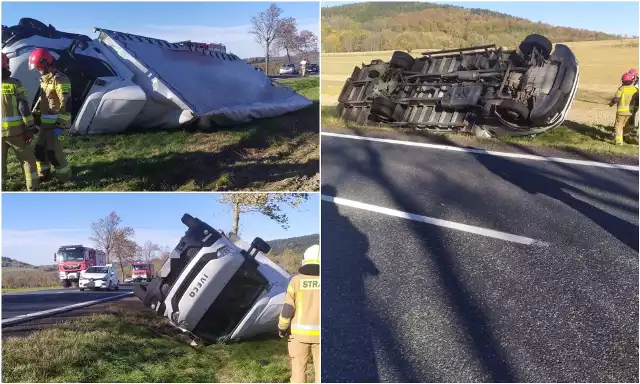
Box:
322 2 625 53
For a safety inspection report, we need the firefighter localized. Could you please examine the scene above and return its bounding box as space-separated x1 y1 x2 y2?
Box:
609 72 638 145
300 57 307 77
1 53 40 191
278 244 320 383
28 48 72 182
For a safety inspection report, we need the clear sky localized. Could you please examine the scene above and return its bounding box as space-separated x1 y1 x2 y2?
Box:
2 193 320 266
323 1 639 37
1 1 320 58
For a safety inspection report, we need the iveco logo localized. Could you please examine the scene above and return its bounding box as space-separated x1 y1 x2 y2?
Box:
189 274 209 298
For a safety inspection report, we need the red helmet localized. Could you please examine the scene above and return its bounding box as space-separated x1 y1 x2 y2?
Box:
28 48 54 71
622 72 634 83
629 68 638 77
1 53 9 70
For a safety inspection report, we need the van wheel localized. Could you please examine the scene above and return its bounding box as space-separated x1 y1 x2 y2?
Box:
519 34 552 60
389 51 415 71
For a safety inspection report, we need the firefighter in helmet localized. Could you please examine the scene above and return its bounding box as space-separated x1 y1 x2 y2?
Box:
609 72 639 145
1 53 40 191
28 48 72 181
278 244 320 383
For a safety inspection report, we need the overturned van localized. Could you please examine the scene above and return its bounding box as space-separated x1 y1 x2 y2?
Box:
337 34 579 137
2 18 312 135
134 213 291 344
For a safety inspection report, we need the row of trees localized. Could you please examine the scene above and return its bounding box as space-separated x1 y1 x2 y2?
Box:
88 194 310 277
321 3 625 53
250 4 318 73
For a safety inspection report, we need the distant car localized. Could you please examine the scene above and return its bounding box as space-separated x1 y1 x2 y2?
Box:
279 63 298 75
124 277 134 283
306 64 319 75
79 265 120 291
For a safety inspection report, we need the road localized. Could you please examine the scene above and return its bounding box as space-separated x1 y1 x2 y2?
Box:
321 129 639 383
2 285 134 320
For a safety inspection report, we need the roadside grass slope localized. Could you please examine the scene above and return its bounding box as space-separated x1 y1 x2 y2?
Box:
321 40 639 156
3 77 319 192
1 302 312 383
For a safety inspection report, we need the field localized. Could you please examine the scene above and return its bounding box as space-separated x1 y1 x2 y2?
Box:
3 77 319 192
2 268 59 290
321 40 639 155
1 299 313 383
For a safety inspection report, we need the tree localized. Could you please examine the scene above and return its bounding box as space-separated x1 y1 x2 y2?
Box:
250 3 283 76
139 241 161 263
275 17 299 64
297 30 319 54
112 227 139 278
219 193 310 235
90 212 126 264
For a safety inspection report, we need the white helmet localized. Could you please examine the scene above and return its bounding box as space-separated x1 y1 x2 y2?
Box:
298 244 319 275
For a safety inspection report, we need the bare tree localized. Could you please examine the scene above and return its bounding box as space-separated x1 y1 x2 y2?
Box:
297 30 319 55
90 212 125 264
250 3 283 75
139 241 161 263
219 193 310 235
112 228 139 278
275 17 299 64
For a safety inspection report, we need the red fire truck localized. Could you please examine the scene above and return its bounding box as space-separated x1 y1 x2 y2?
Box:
54 245 106 288
131 261 155 282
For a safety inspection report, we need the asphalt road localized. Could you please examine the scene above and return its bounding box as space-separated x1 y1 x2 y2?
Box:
321 131 639 383
2 284 135 320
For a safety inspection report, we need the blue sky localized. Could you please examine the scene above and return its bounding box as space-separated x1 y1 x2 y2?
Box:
1 1 320 58
324 1 639 36
2 193 319 265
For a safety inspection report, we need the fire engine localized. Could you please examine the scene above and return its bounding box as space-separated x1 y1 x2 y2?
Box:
131 261 155 282
54 245 106 288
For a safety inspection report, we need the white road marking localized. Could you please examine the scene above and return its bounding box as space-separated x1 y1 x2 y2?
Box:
322 195 549 246
321 132 640 171
1 292 133 326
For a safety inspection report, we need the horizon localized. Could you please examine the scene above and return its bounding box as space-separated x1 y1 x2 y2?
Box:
2 193 320 266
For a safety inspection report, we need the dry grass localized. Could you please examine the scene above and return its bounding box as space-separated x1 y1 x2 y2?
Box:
2 269 59 289
321 39 639 128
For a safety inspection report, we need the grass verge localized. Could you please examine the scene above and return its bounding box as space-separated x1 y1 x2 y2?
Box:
322 106 639 157
1 286 59 293
2 302 313 383
4 77 319 192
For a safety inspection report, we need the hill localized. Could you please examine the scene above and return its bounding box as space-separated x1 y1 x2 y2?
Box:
267 234 319 256
321 1 625 53
2 256 36 269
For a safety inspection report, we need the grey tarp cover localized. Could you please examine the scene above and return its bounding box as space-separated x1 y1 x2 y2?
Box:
99 29 313 123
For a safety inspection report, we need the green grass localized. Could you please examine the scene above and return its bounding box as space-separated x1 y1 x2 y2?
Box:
276 77 320 101
4 77 319 192
2 304 313 383
322 106 639 157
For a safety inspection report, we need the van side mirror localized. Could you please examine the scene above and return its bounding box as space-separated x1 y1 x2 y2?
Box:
251 237 270 254
53 253 56 262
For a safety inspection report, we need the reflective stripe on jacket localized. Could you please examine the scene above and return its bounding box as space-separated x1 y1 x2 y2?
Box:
615 85 638 115
278 273 320 343
38 70 72 127
2 78 33 137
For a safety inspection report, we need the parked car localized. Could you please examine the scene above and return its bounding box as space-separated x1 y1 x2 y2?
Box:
336 34 579 137
279 63 298 75
79 265 120 291
306 63 319 75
